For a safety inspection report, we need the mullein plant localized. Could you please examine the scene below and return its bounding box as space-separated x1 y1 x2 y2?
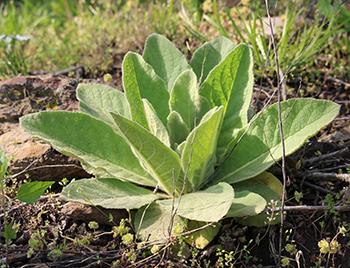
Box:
20 34 339 248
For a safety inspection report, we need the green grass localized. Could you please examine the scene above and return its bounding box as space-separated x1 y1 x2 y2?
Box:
0 0 349 81
0 0 183 78
181 0 346 80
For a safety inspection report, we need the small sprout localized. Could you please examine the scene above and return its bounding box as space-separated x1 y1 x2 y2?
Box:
329 240 341 254
318 239 340 254
88 221 99 230
59 178 69 186
150 244 160 254
48 248 63 261
339 226 347 235
318 239 330 254
73 236 91 247
294 191 303 203
281 257 290 267
122 233 134 245
108 213 114 223
126 249 137 262
112 219 130 238
285 243 297 254
103 73 113 83
173 222 185 236
3 223 17 244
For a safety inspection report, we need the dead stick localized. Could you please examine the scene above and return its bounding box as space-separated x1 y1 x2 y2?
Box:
303 147 349 166
271 205 350 212
306 172 350 183
264 1 287 265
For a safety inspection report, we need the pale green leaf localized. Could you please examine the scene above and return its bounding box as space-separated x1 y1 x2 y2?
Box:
142 99 170 147
158 182 234 222
226 190 266 218
235 172 282 227
184 220 220 249
215 99 340 184
169 70 201 129
111 113 187 196
167 111 190 147
181 107 224 191
17 181 54 204
122 52 169 126
190 36 235 83
134 202 181 243
77 83 131 125
20 111 156 187
200 44 253 159
62 178 160 209
143 33 190 89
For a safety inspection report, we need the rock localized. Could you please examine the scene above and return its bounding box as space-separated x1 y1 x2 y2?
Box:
62 202 128 226
0 125 89 181
0 75 78 125
0 75 90 181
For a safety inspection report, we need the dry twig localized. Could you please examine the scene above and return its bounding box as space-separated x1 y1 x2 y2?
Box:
264 1 288 265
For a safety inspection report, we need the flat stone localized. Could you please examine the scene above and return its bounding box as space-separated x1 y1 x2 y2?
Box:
0 125 89 181
0 75 90 181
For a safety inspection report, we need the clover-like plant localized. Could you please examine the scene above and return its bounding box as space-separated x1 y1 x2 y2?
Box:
20 34 339 249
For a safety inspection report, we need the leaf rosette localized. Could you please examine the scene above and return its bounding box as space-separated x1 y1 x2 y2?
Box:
20 34 340 248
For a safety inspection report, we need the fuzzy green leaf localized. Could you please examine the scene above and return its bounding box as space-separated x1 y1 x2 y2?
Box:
143 33 190 89
20 111 156 187
200 44 253 159
181 107 224 190
235 172 283 227
215 99 340 184
77 83 131 125
134 202 181 243
169 70 201 129
122 52 169 126
111 113 187 196
62 178 160 209
190 36 235 83
158 182 234 222
143 99 170 146
167 111 190 147
226 190 266 218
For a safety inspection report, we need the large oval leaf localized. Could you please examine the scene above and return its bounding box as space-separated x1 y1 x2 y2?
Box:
226 190 266 218
62 178 160 209
234 172 283 227
215 99 340 184
158 182 234 222
143 33 190 89
77 83 131 125
20 111 156 187
200 44 254 160
181 106 224 191
111 113 187 196
122 52 169 126
190 36 235 84
134 202 181 243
